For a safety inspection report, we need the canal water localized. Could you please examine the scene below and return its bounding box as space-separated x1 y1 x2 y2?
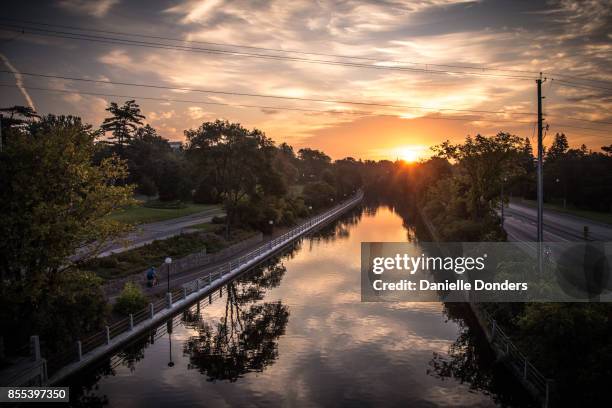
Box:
67 204 535 407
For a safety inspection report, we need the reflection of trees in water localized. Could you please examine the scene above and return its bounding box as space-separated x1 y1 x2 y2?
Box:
428 303 536 408
183 260 290 382
309 206 363 244
65 360 113 407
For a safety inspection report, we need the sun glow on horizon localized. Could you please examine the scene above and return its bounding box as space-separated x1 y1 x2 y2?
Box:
393 145 429 163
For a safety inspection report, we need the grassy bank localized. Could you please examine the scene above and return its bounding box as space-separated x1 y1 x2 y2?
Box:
512 197 612 225
83 226 254 280
106 201 220 224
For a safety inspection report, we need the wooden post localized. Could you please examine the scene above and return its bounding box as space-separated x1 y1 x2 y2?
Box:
30 335 41 362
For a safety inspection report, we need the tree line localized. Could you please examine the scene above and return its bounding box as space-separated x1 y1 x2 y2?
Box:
0 101 363 354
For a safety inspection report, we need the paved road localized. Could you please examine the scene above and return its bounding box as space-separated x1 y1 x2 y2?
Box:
94 207 224 258
503 202 612 242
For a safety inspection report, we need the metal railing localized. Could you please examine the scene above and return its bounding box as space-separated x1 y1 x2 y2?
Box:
39 191 363 381
415 206 553 407
472 305 553 407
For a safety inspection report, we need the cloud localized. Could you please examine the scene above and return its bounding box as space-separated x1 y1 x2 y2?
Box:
165 0 224 24
0 53 36 110
57 0 120 17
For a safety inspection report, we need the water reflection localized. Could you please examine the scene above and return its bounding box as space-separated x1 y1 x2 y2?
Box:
65 203 533 407
184 262 289 382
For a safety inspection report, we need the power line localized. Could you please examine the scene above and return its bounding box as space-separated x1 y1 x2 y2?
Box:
0 25 537 81
0 70 538 116
2 17 611 87
553 79 612 93
2 83 610 137
4 70 612 126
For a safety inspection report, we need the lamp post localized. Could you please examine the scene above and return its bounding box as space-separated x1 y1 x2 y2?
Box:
501 176 507 227
165 257 172 293
556 178 567 209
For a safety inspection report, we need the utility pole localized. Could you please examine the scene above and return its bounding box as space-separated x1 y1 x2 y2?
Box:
0 114 3 152
536 74 545 274
536 75 544 242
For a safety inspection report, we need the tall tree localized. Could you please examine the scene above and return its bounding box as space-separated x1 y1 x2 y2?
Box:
0 114 135 282
0 114 135 350
185 120 282 235
546 133 569 162
100 100 145 150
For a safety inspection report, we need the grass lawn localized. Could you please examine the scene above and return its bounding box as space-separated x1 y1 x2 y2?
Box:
84 228 256 281
512 198 612 225
107 202 219 224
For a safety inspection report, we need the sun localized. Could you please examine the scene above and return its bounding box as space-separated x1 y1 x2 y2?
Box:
395 146 425 163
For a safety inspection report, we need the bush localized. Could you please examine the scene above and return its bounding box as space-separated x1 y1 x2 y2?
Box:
114 282 148 316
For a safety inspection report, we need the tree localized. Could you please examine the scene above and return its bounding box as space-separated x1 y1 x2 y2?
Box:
0 114 134 350
303 181 336 210
297 148 331 181
546 133 569 162
100 100 145 149
185 120 282 235
0 105 40 147
0 114 135 282
433 132 526 220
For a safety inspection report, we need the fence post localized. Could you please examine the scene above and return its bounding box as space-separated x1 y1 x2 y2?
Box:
105 326 110 345
183 287 187 300
77 340 82 361
150 303 154 319
545 379 553 408
166 292 173 309
196 279 200 292
129 314 134 331
219 287 223 297
209 294 212 304
209 272 212 284
30 335 41 362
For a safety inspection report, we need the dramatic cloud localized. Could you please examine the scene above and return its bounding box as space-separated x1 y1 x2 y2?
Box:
57 0 120 17
1 0 610 159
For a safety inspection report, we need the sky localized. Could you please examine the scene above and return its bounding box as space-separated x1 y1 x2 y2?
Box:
0 0 610 160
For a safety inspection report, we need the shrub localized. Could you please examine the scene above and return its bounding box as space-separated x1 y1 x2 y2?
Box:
114 282 148 316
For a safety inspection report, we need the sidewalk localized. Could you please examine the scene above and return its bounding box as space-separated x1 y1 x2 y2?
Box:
107 224 296 302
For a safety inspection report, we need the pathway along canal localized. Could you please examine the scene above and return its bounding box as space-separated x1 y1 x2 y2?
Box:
64 203 536 407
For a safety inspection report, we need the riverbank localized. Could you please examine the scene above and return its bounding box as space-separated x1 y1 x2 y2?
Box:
415 205 551 407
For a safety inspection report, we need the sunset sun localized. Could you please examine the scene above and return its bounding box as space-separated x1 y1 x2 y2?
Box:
394 145 427 163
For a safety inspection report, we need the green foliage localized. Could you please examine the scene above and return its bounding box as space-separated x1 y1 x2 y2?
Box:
302 181 336 210
185 120 285 234
0 270 108 352
0 114 135 283
114 282 148 316
100 100 145 148
84 230 253 280
513 303 612 405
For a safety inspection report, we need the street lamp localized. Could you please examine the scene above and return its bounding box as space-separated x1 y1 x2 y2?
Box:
501 177 507 227
165 257 172 293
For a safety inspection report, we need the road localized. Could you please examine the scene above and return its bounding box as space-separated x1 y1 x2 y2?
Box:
503 202 612 242
94 207 224 258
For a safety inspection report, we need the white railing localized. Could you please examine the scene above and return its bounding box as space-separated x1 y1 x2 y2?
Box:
43 191 364 381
